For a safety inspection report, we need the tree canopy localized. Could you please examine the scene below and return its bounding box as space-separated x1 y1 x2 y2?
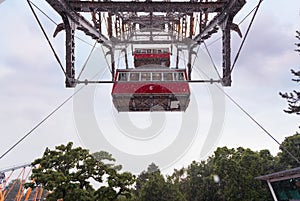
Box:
28 142 135 201
279 31 300 117
168 147 275 201
133 163 185 201
5 132 297 201
277 30 300 170
10 32 300 200
279 69 300 116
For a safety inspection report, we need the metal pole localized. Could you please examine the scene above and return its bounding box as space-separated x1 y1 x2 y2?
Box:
267 180 278 201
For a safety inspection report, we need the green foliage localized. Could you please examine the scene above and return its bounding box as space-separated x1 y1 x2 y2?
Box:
276 31 300 169
128 147 279 201
92 151 122 171
29 142 96 200
277 133 300 169
138 172 185 201
167 167 188 199
133 163 185 201
279 31 300 117
214 147 275 201
28 142 135 201
295 31 300 54
95 170 135 201
276 30 300 170
134 162 160 195
182 147 275 201
25 135 300 201
146 162 159 173
279 69 300 116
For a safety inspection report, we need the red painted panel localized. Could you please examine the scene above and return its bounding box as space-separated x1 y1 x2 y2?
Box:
112 82 190 95
134 53 170 59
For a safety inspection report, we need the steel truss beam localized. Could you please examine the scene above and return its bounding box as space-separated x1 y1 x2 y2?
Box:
68 1 225 13
46 0 108 42
75 79 221 85
192 0 246 86
46 0 246 87
193 0 246 42
46 0 110 87
0 163 32 173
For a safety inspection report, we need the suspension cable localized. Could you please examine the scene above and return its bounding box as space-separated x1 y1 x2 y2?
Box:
28 0 108 81
203 41 222 79
77 41 97 80
100 13 113 73
193 58 300 165
28 0 96 48
191 44 200 68
101 45 113 74
190 0 262 82
230 0 263 73
193 0 263 71
1 2 111 158
0 85 84 161
27 0 72 86
117 49 122 70
29 1 57 25
219 86 300 165
0 40 112 161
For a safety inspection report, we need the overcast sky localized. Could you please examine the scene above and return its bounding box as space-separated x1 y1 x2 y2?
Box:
0 0 299 174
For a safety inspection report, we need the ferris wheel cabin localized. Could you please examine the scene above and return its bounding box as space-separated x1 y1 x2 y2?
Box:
134 48 170 68
111 68 190 112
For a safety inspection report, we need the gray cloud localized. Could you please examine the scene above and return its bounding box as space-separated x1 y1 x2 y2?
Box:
0 0 299 173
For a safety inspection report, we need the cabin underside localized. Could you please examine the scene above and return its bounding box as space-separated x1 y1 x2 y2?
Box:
112 94 190 112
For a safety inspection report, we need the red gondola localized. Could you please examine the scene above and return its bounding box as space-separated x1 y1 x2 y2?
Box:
134 48 170 68
111 67 190 112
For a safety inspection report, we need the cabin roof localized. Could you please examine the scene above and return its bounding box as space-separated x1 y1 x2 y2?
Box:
117 67 186 72
256 167 300 181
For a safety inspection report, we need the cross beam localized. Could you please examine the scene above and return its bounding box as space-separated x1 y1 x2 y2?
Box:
193 0 246 42
68 1 225 13
46 0 108 42
46 0 246 87
46 0 110 87
193 0 246 86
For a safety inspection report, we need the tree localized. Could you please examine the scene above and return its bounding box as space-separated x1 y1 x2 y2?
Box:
182 147 275 201
277 30 300 169
167 167 188 200
133 163 185 201
277 133 300 169
28 142 135 201
294 30 300 54
279 31 300 116
137 171 185 201
212 147 275 201
92 151 122 171
185 160 219 201
146 162 159 173
279 69 300 115
134 162 160 194
95 170 135 201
